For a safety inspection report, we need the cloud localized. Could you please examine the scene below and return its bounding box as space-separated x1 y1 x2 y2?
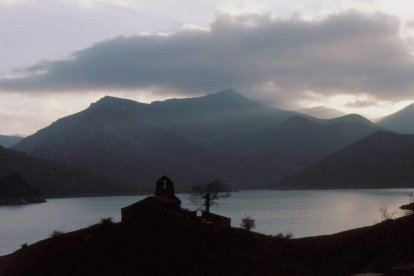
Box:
345 99 378 108
1 11 414 106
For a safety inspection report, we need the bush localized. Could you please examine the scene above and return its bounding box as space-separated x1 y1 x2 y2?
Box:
274 232 293 239
21 243 28 249
50 230 64 238
240 216 256 231
100 217 114 225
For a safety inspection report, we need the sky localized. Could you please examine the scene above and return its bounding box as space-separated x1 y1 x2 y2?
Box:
1 0 414 135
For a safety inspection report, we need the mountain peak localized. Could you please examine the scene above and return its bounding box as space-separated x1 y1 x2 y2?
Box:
299 106 346 119
90 96 146 110
203 89 255 105
386 102 414 116
213 88 241 97
95 95 135 104
151 89 257 110
401 102 414 110
328 114 373 126
379 101 414 134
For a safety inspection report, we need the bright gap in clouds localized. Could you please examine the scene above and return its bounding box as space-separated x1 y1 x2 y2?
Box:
298 94 414 121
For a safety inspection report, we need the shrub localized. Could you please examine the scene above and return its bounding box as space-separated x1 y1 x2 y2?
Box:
274 232 293 239
21 243 28 249
50 230 64 238
240 216 256 231
100 217 114 225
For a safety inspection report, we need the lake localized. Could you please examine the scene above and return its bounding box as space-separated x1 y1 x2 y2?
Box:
1 189 413 256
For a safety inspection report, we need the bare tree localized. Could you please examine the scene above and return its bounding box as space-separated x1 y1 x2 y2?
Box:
380 204 396 221
240 216 255 231
190 179 231 214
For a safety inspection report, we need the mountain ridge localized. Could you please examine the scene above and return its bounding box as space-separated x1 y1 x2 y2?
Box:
12 90 379 192
0 146 135 196
278 131 414 189
299 106 347 119
379 102 414 134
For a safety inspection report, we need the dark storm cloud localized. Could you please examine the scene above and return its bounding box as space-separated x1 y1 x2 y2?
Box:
1 11 414 104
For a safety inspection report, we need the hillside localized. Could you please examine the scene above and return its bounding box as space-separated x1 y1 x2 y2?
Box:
12 90 379 191
227 115 379 186
1 210 414 275
0 172 45 205
299 106 346 119
379 103 414 134
279 131 414 189
0 135 23 148
0 146 135 197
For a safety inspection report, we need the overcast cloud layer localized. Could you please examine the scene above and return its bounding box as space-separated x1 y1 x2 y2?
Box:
1 11 414 107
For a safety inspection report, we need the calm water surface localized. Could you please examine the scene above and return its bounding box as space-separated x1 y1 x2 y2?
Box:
1 189 413 256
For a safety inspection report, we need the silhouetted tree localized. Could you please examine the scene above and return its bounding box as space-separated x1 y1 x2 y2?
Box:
190 179 231 214
100 217 113 226
380 204 396 221
240 216 255 231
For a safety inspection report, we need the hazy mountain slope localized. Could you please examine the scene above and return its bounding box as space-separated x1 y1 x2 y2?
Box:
150 89 300 150
0 146 133 196
0 172 46 205
378 103 414 134
229 116 379 187
279 131 414 189
13 90 300 190
0 135 23 148
326 114 375 126
13 90 379 191
299 106 346 119
15 90 298 153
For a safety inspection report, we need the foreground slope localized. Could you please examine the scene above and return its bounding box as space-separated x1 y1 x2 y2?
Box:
12 90 379 190
279 131 414 189
0 146 133 197
1 213 414 275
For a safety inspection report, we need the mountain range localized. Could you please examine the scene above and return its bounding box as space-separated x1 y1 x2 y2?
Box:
12 89 380 192
279 131 414 188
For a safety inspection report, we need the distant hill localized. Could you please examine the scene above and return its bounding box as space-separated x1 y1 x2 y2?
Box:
13 89 378 191
0 146 135 197
325 113 375 126
379 103 414 134
298 106 346 119
233 115 379 186
279 131 414 189
0 135 23 148
0 172 45 205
